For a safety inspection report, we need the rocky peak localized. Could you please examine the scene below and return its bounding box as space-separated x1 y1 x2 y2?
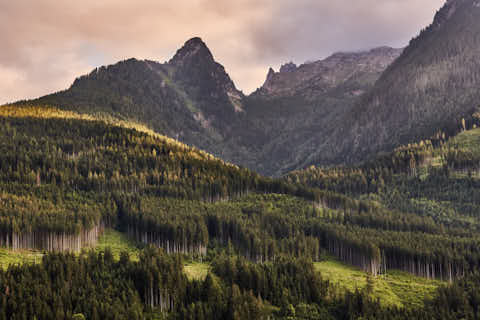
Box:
169 37 215 67
280 62 297 73
255 47 402 99
166 37 244 115
266 67 275 81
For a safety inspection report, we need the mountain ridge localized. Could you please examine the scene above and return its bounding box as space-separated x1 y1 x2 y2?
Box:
16 37 401 176
254 46 403 100
10 0 480 176
332 0 480 166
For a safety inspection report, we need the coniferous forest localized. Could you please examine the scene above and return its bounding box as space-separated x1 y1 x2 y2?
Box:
1 105 480 319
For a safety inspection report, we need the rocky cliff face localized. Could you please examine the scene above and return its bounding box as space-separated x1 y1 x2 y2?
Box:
30 38 244 159
255 47 402 101
237 47 401 175
168 37 244 114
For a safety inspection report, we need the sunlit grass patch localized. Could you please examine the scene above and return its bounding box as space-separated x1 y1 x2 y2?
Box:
315 258 442 309
184 262 211 281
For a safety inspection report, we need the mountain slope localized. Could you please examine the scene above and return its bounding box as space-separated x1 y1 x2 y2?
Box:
254 46 402 101
307 0 480 168
13 1 478 175
3 104 480 283
30 38 243 161
240 47 402 175
14 39 400 176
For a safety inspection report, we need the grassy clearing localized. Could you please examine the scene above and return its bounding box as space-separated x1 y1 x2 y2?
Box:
315 259 443 309
0 227 210 280
184 262 211 281
0 247 43 270
0 229 141 269
95 229 141 261
448 128 480 155
0 232 442 309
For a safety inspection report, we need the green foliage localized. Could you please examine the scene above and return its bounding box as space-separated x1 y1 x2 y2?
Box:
287 125 480 280
327 0 480 169
314 259 442 309
95 228 141 261
184 262 210 281
3 97 480 318
0 247 42 270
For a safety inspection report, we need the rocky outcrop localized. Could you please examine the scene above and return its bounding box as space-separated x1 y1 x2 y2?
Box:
255 47 402 100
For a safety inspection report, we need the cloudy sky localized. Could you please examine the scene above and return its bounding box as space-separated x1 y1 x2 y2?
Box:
0 0 445 104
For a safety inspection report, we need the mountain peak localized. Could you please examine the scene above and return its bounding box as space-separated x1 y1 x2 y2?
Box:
255 47 401 99
279 62 297 73
169 37 214 66
266 67 275 79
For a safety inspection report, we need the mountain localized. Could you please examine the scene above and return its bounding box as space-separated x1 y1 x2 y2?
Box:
20 39 400 176
13 0 480 176
240 47 402 174
305 0 480 168
254 46 402 100
31 37 243 162
168 37 244 114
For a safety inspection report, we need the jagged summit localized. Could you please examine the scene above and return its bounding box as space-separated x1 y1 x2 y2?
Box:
166 37 244 115
256 46 402 99
169 37 215 66
279 62 297 73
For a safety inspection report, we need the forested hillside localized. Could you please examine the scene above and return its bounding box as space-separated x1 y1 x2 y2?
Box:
288 117 480 280
1 105 474 280
314 0 480 168
3 248 480 320
2 104 480 318
0 104 263 252
22 38 247 174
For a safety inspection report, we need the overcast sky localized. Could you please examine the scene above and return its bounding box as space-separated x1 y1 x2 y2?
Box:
0 0 445 104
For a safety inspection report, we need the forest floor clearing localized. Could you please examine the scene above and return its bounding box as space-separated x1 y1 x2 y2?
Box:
0 229 210 281
95 228 141 260
0 248 43 269
314 258 443 309
184 262 211 280
0 229 140 269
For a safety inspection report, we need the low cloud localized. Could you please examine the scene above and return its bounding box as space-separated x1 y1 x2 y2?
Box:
0 0 444 103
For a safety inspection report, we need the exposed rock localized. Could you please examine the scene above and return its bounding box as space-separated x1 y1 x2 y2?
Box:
169 37 215 66
255 47 402 101
279 62 297 73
